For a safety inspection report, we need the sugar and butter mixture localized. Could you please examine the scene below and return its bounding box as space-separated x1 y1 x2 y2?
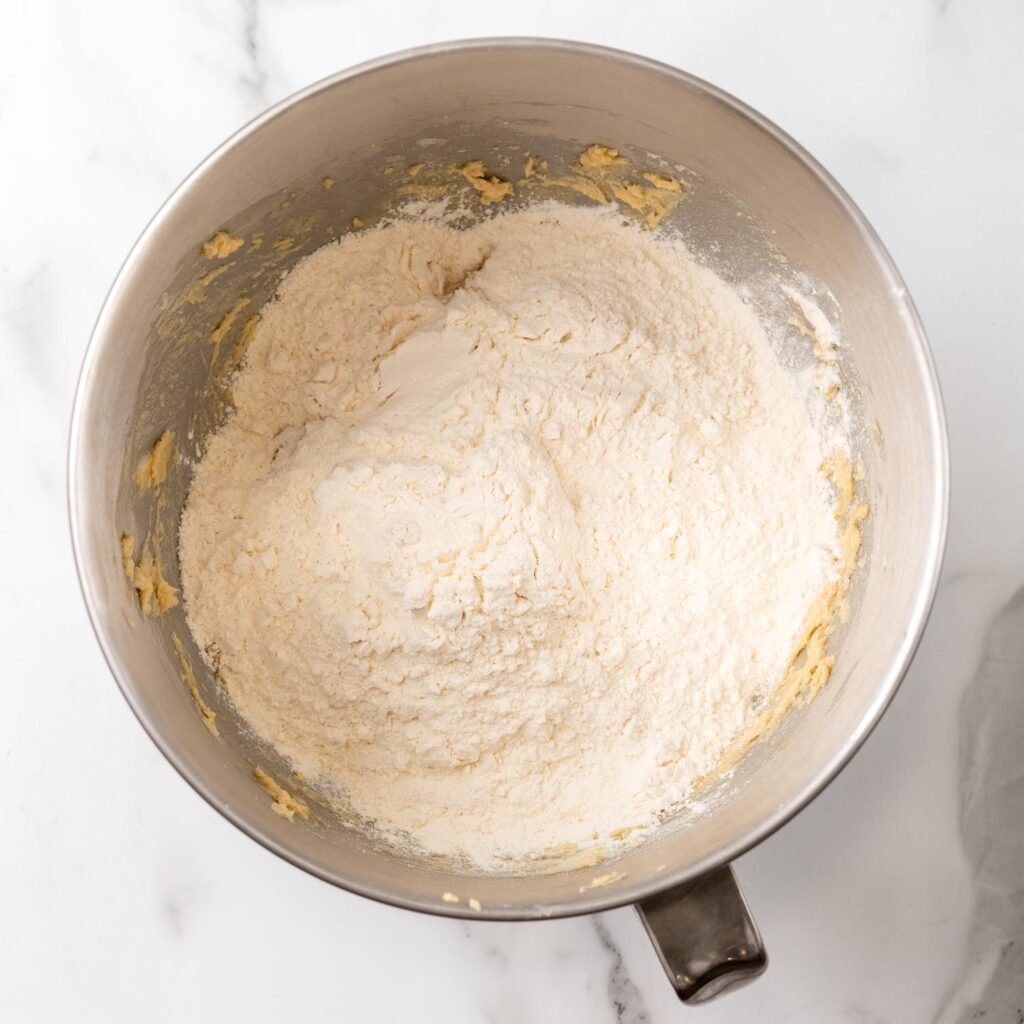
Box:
180 203 844 869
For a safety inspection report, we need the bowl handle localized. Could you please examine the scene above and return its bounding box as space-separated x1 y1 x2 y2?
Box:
635 865 767 1003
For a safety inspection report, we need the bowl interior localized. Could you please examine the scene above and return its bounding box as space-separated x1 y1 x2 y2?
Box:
72 41 945 918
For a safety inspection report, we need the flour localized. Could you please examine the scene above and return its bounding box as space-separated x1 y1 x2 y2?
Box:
179 203 843 870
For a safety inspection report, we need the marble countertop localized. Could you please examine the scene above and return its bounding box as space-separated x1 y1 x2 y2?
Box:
4 0 1023 1020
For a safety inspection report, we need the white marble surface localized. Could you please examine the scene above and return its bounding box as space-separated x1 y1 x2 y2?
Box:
3 0 1023 1019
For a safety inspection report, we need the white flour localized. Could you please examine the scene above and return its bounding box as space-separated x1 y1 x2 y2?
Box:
180 204 842 869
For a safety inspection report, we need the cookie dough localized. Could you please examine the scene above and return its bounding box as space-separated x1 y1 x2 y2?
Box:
209 296 251 351
253 767 310 820
172 633 218 736
134 430 175 490
202 230 244 259
458 160 514 205
121 533 178 616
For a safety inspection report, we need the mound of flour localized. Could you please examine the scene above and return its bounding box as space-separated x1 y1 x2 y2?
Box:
180 204 841 869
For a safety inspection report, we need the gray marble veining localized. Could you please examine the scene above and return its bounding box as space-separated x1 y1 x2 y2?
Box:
942 586 1024 1020
240 0 270 105
594 917 651 1023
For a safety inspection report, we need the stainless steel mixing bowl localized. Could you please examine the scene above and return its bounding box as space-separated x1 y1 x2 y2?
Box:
69 39 948 1002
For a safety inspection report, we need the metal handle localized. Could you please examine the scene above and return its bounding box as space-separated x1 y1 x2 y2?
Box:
635 865 767 1004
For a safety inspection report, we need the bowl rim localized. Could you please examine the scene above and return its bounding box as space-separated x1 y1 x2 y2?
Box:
68 36 950 921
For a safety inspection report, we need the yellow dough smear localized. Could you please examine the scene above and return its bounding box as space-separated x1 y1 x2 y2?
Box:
209 296 251 353
458 160 514 205
120 533 178 616
577 144 627 169
134 430 175 490
253 767 310 821
714 451 869 773
202 230 244 259
172 633 219 736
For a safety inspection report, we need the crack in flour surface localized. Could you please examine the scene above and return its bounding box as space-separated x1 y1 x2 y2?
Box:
180 204 843 870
